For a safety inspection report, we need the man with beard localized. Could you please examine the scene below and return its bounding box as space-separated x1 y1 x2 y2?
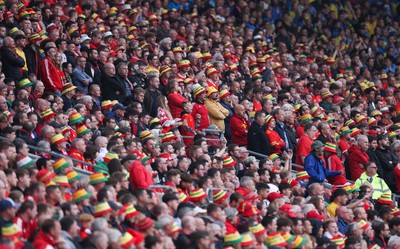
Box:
375 134 398 192
85 49 101 85
204 87 229 130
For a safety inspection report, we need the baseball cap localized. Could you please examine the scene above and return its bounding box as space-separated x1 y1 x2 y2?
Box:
279 204 296 218
112 103 127 111
0 198 17 212
311 140 324 150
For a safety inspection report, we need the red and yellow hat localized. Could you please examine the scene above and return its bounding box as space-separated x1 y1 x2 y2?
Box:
240 233 254 247
356 115 368 124
101 100 114 110
392 207 400 216
321 90 334 99
265 232 288 247
51 134 67 145
324 142 337 154
189 188 207 202
122 204 140 218
368 117 378 127
371 110 382 117
376 193 393 205
66 170 81 183
69 112 84 125
213 189 229 204
293 235 307 248
52 158 69 174
350 128 362 137
299 114 313 124
94 201 112 217
41 109 56 121
202 52 212 60
269 153 280 162
178 60 190 69
2 223 22 238
121 232 135 249
36 169 56 184
160 65 172 76
265 115 274 125
72 188 91 203
178 189 190 203
89 172 108 185
224 225 242 246
223 155 236 167
161 132 176 143
249 223 267 237
172 47 184 54
206 67 219 77
193 86 206 99
103 151 119 163
296 171 310 181
77 124 91 137
219 89 231 100
54 175 70 187
331 235 346 248
357 219 370 231
139 130 154 141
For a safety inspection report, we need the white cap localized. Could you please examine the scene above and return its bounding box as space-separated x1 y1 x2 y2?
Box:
122 4 132 10
104 31 113 38
80 34 91 43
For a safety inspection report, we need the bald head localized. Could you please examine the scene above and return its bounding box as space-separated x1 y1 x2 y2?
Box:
234 104 245 117
104 63 116 76
3 37 14 48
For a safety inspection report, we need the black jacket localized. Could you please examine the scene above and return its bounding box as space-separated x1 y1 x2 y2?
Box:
247 121 270 157
274 121 292 150
143 88 162 117
24 45 42 78
85 59 101 85
1 46 25 81
101 74 126 103
367 149 384 177
375 147 397 190
62 95 77 112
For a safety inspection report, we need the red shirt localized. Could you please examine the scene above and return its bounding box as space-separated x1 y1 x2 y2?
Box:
266 129 286 154
295 135 313 166
230 114 250 146
348 144 370 181
326 154 347 185
14 216 37 240
192 102 210 131
167 92 188 119
394 164 400 193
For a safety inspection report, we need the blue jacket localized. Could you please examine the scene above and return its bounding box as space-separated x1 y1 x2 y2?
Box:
337 218 348 235
304 152 341 185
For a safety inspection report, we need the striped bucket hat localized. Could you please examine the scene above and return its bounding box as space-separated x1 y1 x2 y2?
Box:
324 142 337 154
223 155 236 167
94 201 112 217
66 170 81 183
189 188 207 202
54 175 70 187
89 172 108 185
69 112 84 125
52 158 69 174
72 188 91 203
16 155 35 169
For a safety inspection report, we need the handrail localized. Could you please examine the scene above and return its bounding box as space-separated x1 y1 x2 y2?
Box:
0 136 99 173
0 136 98 168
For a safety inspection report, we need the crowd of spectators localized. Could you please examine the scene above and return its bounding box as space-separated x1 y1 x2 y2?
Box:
1 0 400 249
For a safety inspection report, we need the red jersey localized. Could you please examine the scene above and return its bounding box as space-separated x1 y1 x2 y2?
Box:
295 135 313 166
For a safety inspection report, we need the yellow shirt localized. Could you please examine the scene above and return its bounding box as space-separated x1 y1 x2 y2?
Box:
327 202 339 217
15 48 28 71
